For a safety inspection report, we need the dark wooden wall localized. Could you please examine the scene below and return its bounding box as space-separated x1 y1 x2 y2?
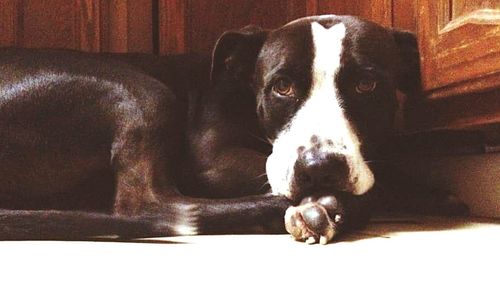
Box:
0 0 416 55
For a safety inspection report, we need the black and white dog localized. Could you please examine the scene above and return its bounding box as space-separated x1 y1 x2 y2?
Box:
0 15 463 244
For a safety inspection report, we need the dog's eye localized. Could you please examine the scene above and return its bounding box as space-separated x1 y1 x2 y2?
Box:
272 78 294 96
355 79 377 93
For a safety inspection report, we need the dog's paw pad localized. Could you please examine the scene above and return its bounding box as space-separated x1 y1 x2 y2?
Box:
285 203 337 245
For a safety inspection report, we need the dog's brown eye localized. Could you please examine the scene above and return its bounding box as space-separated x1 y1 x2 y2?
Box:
273 78 294 96
355 79 377 93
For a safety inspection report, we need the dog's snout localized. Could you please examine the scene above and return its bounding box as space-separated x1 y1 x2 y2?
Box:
294 145 349 191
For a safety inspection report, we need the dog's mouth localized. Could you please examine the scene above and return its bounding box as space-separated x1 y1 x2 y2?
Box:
287 170 356 203
267 152 373 203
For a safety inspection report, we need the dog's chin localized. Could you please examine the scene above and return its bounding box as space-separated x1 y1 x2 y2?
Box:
352 183 373 195
273 171 374 203
350 162 375 195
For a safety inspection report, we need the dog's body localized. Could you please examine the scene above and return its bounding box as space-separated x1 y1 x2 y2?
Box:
0 15 465 243
0 48 292 238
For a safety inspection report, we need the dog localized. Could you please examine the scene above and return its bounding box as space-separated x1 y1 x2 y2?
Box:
0 15 465 244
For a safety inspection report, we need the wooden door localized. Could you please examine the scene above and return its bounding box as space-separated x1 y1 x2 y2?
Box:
407 0 500 131
0 0 153 53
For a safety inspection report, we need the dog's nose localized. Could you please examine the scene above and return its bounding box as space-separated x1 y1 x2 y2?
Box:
294 146 349 192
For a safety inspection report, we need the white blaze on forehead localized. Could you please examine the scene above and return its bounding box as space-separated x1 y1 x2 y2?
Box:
311 22 345 80
307 22 350 146
267 22 374 197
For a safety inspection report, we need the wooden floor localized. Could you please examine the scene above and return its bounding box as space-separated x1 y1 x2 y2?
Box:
0 215 498 281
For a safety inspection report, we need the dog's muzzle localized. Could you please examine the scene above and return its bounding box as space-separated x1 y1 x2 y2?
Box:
294 144 351 190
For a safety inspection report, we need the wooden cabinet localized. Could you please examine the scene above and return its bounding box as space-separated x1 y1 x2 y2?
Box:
419 0 500 94
0 0 409 54
158 0 396 55
158 0 303 54
1 0 498 132
0 0 153 53
406 0 500 131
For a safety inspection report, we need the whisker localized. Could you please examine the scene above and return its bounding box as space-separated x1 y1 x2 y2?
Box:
259 181 270 192
247 132 272 146
364 160 385 164
254 173 267 179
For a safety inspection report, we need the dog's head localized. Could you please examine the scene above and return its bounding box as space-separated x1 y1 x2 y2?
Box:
211 15 421 202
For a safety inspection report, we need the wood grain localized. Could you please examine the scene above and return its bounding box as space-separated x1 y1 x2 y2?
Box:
76 0 101 52
107 0 129 52
0 0 152 53
416 0 500 93
159 0 186 54
0 0 20 46
312 0 392 27
306 0 319 16
286 1 307 21
357 0 393 27
189 0 291 54
157 0 398 55
126 0 153 53
393 0 417 31
452 0 500 19
406 0 500 131
316 0 359 15
21 0 76 49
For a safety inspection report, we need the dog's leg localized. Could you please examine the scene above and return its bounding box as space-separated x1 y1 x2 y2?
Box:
0 210 155 240
109 97 184 216
0 194 290 240
108 126 291 236
112 156 164 216
162 194 290 235
193 147 270 198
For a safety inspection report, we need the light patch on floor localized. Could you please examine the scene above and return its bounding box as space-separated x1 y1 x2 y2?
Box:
0 216 498 281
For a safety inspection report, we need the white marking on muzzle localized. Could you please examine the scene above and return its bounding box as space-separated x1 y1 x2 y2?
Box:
267 22 374 198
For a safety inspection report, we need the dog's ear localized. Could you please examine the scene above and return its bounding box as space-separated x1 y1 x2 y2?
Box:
392 30 422 96
210 25 268 85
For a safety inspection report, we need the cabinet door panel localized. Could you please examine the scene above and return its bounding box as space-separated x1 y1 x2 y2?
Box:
417 0 500 95
21 0 77 49
158 0 396 55
0 0 19 46
0 0 153 53
159 0 304 55
313 0 393 27
407 0 500 131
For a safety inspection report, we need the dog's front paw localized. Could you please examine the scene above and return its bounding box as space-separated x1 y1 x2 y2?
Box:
285 196 343 245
